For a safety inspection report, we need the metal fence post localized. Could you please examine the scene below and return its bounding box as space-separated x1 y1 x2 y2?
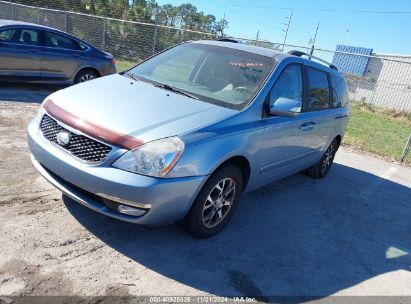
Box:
64 11 68 32
11 3 15 20
400 132 411 162
152 12 158 55
37 7 40 24
102 17 106 51
152 23 157 55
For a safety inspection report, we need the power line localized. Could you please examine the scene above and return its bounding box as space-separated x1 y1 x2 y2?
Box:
211 0 409 51
248 3 333 47
245 0 290 19
226 0 288 29
222 0 331 47
220 4 411 14
231 0 295 46
209 0 336 48
208 0 284 31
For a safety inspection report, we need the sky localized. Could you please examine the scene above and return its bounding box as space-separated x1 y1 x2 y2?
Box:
155 0 411 56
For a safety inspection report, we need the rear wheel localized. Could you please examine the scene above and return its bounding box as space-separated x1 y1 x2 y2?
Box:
306 138 339 179
74 69 99 84
181 165 243 238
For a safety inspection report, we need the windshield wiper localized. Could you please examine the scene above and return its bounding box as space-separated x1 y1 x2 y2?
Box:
122 73 199 100
122 71 139 81
153 83 199 100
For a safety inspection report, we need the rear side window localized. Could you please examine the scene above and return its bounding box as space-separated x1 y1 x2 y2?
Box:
45 31 83 50
331 75 349 108
0 29 16 42
306 67 330 111
18 29 40 46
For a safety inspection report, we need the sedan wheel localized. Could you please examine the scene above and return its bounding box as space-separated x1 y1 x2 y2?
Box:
74 70 99 84
80 73 95 82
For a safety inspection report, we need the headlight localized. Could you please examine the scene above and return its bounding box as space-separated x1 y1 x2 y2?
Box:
112 137 184 177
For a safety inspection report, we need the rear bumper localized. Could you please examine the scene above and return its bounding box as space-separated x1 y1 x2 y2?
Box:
27 118 207 225
99 62 116 77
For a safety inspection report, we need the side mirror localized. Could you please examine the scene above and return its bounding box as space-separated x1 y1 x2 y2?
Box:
269 97 302 117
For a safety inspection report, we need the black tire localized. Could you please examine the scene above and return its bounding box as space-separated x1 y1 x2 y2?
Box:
306 138 339 179
74 69 99 84
181 165 243 238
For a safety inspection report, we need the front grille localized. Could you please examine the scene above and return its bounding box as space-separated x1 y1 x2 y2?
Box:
40 114 112 162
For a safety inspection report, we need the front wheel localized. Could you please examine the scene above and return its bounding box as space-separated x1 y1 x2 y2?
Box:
181 165 243 238
306 138 339 179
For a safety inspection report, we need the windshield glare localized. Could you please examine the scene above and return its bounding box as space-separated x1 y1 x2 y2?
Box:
128 43 276 109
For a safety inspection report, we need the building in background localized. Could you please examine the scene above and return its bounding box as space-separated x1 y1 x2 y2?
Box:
332 45 411 112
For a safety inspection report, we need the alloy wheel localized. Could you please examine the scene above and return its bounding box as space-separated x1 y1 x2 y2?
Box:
80 73 95 82
321 141 336 174
202 178 236 228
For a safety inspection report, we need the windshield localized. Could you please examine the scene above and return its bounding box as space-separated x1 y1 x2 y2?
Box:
127 43 276 110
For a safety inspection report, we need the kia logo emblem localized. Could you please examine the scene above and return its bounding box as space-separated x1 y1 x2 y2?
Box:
56 131 71 146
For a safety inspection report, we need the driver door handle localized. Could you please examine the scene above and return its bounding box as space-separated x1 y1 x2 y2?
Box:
335 115 348 119
299 121 316 131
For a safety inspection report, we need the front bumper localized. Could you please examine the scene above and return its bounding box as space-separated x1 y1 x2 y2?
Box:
27 118 207 225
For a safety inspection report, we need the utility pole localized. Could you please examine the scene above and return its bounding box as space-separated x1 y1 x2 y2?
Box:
256 30 259 41
221 12 226 38
282 9 293 52
309 22 320 58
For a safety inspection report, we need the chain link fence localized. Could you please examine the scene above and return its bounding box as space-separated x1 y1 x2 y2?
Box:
0 0 214 63
1 0 411 114
215 37 411 113
1 0 410 160
311 49 411 113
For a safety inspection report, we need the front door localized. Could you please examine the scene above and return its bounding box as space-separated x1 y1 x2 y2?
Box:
0 28 42 79
256 64 331 187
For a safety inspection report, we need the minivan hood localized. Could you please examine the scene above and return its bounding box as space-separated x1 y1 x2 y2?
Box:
45 74 237 147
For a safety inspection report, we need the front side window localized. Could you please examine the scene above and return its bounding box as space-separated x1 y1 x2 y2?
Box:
269 64 303 108
331 74 349 108
306 67 330 111
45 31 83 50
18 29 40 46
0 29 16 42
128 43 276 110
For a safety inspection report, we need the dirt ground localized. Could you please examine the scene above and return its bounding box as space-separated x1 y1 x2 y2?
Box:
0 98 411 301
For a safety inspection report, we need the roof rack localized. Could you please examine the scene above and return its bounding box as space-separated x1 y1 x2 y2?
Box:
218 38 242 43
287 50 338 71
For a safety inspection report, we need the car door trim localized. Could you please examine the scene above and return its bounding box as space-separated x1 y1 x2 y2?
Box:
260 148 321 174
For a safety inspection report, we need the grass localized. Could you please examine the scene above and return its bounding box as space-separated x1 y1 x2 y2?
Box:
344 102 411 164
115 58 138 72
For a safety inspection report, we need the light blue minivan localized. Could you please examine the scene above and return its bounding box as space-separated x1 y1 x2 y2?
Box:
28 40 349 238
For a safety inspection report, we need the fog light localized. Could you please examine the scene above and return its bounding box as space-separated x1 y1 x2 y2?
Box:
117 204 146 216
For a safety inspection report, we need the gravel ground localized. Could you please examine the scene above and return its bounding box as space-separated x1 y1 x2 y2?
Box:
0 100 410 301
